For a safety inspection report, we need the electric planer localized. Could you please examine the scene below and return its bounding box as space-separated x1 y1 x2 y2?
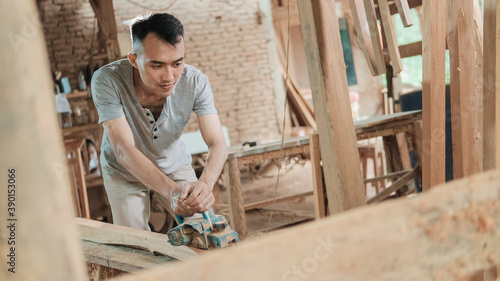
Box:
167 208 239 249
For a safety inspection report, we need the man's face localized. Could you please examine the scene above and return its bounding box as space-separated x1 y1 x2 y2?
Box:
130 33 185 98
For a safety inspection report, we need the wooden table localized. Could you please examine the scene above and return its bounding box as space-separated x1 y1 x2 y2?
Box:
225 110 422 239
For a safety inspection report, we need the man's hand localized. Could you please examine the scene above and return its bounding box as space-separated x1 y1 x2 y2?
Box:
174 201 196 217
178 181 215 213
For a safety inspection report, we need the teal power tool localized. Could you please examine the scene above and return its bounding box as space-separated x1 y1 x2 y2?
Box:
166 209 239 249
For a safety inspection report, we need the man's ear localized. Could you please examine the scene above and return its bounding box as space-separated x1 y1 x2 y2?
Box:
127 52 138 68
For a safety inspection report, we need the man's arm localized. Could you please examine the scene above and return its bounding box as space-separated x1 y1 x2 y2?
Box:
102 117 183 204
178 114 228 212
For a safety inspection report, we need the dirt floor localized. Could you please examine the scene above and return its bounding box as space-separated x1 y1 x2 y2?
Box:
220 159 316 236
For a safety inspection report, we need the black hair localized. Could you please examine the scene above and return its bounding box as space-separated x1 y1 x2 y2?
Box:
130 13 184 51
85 139 95 148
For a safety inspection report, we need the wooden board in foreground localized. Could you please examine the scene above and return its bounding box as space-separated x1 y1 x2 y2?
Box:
75 218 198 261
113 169 500 281
0 0 86 280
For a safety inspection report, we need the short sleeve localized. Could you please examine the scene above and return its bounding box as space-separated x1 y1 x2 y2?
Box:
91 70 125 124
193 74 217 116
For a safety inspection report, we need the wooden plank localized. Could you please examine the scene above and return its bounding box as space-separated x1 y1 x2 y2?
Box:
367 165 419 203
298 0 366 214
363 169 411 184
228 136 309 159
348 0 378 75
379 0 403 73
396 132 413 170
244 191 313 211
353 109 421 129
237 145 309 166
399 41 451 59
113 169 500 281
75 218 198 261
447 0 464 180
0 0 87 280
399 41 422 58
82 240 175 273
227 158 247 240
364 0 387 74
356 123 415 140
483 0 500 171
474 0 484 173
394 0 414 27
383 135 404 174
457 0 481 178
374 0 423 19
65 138 91 219
309 133 326 220
421 0 447 190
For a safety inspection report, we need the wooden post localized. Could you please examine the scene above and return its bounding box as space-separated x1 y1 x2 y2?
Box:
0 0 86 280
448 0 482 179
446 0 464 180
226 158 247 239
89 0 120 61
309 133 326 220
457 0 481 177
483 1 500 279
421 0 447 190
483 0 500 171
298 0 366 214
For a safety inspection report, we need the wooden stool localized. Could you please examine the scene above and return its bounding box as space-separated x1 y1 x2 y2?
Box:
358 146 385 195
65 138 90 219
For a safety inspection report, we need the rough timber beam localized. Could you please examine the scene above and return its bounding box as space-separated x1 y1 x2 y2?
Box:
297 0 366 214
113 169 500 281
483 0 500 171
421 0 447 190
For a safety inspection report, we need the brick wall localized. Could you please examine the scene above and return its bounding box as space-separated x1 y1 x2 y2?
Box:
38 0 281 145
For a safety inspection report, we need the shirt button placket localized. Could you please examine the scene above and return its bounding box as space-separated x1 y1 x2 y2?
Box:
146 110 157 140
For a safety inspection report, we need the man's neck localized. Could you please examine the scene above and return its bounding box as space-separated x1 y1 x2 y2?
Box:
132 68 164 108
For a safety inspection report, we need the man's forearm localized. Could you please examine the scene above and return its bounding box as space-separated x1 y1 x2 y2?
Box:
116 144 179 198
199 142 228 188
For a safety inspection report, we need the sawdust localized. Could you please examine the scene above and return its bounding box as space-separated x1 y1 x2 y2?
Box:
410 194 500 280
410 196 500 243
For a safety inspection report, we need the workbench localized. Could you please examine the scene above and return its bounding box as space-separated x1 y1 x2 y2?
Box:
225 110 422 239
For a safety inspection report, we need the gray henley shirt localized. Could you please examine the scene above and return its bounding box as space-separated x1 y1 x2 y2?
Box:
91 59 217 182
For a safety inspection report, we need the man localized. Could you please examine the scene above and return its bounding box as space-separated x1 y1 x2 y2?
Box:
91 13 227 231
